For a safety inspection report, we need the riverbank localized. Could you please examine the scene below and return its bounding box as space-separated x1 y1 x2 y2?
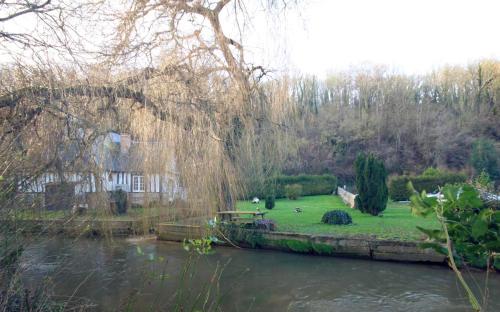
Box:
4 218 446 264
157 223 446 264
3 218 158 237
11 195 437 240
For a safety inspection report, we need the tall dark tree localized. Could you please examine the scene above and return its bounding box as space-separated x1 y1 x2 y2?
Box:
354 153 388 216
471 138 499 180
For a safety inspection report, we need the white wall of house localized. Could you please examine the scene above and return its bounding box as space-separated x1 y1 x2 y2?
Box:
21 171 183 199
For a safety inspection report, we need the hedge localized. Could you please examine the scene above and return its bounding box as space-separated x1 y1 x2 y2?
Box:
272 174 337 198
389 172 467 201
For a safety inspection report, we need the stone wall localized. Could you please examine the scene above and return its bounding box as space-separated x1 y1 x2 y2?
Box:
157 223 207 241
338 187 357 208
257 231 445 263
156 225 446 264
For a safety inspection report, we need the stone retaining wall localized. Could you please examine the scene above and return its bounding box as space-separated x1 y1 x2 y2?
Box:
157 223 206 241
338 187 357 208
257 231 445 263
156 224 446 264
9 219 446 264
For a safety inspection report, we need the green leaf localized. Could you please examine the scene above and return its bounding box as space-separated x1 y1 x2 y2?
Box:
478 208 493 221
456 185 483 209
493 211 500 223
419 242 448 255
416 226 443 240
471 218 488 239
409 192 437 217
484 240 500 252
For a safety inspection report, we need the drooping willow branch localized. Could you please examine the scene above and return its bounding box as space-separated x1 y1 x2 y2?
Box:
0 85 150 110
0 82 226 142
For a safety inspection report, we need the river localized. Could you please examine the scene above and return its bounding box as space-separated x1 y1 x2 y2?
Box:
17 237 500 311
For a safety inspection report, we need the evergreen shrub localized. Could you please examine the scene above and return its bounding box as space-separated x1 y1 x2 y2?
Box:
271 174 337 198
354 153 388 216
265 194 275 209
110 190 128 215
321 210 353 225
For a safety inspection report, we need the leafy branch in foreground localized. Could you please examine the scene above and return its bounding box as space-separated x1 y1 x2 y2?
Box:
410 183 500 311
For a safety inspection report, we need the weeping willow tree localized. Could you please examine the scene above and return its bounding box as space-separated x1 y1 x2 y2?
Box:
0 0 298 223
0 3 297 307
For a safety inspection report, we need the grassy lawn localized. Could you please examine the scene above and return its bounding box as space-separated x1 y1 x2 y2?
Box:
11 206 162 221
237 195 439 241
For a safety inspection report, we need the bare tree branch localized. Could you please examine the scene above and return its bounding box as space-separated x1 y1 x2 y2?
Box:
0 0 53 22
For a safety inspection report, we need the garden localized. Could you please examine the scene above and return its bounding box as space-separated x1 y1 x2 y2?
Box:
238 154 438 241
234 152 500 276
237 195 438 241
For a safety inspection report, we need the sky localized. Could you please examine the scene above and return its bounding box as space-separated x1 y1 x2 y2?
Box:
2 0 500 78
242 0 500 77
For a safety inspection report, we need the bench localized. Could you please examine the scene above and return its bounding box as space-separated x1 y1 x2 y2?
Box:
217 211 267 223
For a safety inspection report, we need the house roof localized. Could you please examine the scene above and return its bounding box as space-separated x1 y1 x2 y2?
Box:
97 133 177 174
100 143 139 172
47 132 176 174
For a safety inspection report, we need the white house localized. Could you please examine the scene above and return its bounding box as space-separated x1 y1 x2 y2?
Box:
20 132 185 208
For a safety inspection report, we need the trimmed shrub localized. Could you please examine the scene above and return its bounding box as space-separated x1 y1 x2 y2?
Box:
388 176 412 201
272 174 337 198
265 195 275 209
354 153 388 216
109 190 127 215
284 184 302 200
421 167 441 176
321 210 352 225
389 171 467 201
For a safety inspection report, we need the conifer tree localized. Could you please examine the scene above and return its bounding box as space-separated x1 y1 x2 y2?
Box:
471 138 499 180
354 153 388 216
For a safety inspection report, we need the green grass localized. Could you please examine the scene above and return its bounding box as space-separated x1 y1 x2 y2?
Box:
11 206 161 221
237 195 439 241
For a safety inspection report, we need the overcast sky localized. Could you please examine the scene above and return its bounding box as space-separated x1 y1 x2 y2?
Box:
2 0 499 77
243 0 500 77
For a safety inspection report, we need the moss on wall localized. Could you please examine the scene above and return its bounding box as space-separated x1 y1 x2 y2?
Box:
311 242 336 255
269 239 338 255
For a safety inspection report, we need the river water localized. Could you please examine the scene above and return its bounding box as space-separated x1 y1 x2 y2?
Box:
17 237 500 311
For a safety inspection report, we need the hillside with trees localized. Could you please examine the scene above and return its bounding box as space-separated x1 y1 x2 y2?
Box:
279 63 500 185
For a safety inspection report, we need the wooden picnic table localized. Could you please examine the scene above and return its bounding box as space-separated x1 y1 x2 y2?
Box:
217 211 267 222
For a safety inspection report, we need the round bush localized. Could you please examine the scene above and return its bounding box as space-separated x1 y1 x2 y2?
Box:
321 210 352 225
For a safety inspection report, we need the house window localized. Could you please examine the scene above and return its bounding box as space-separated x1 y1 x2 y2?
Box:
132 175 145 192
